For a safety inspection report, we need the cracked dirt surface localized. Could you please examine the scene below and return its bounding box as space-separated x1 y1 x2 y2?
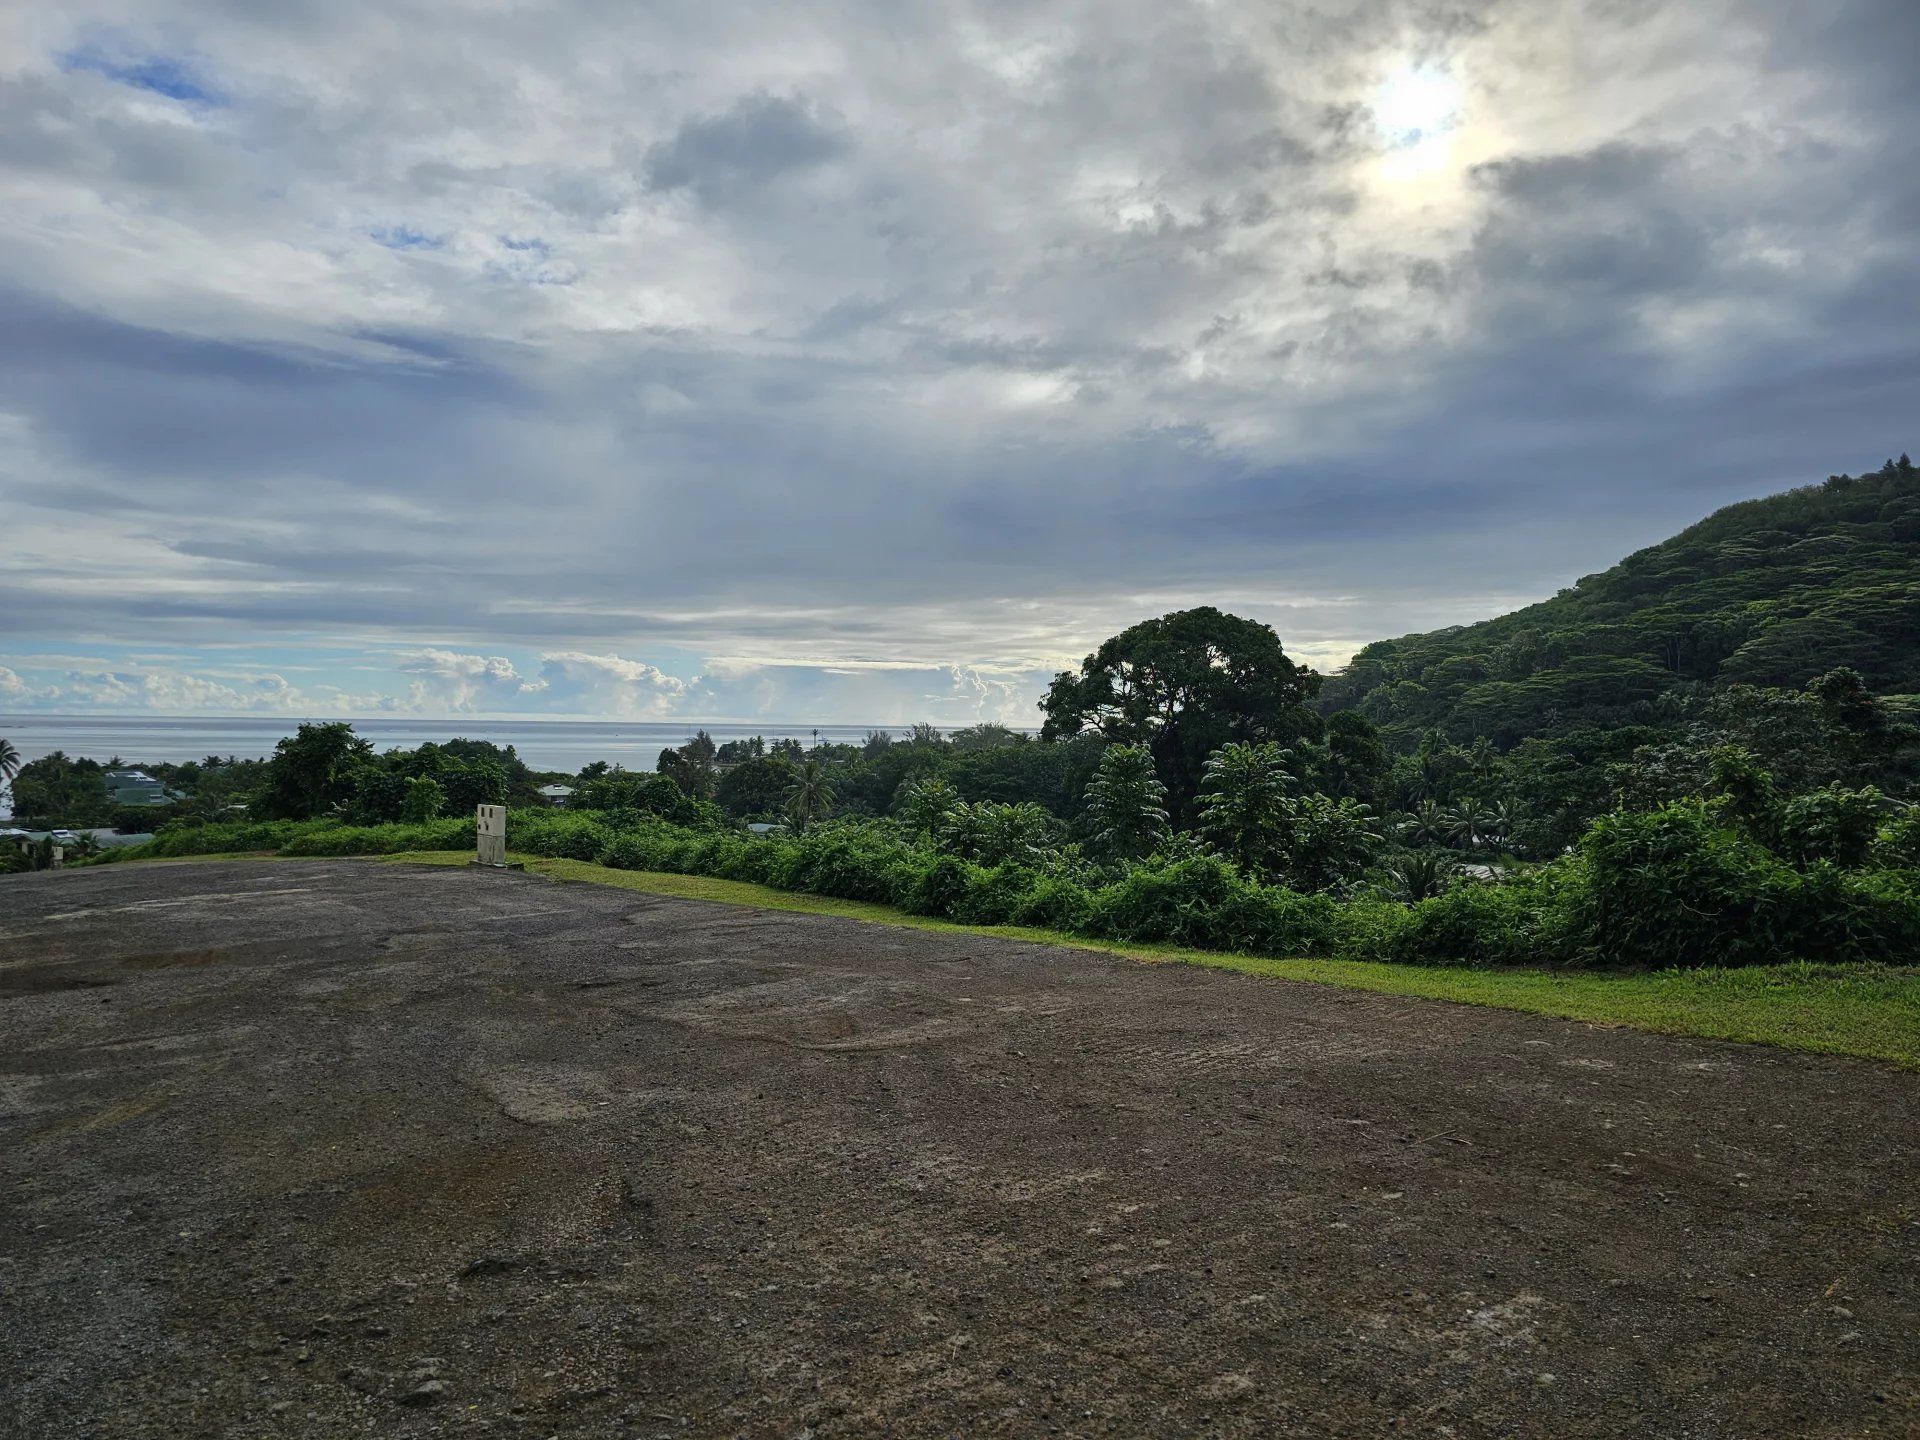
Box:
1 860 1916 1438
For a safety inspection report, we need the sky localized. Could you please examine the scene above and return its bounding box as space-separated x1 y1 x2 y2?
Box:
1 0 1915 726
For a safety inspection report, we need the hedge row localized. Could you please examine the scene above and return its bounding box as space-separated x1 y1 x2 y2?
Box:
97 803 1920 970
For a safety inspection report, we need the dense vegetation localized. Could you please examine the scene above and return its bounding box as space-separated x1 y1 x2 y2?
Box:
68 605 1920 970
17 465 1920 970
1321 456 1920 746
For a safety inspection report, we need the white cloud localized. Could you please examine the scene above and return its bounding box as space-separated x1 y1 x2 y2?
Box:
535 651 689 716
0 0 1913 712
395 649 542 712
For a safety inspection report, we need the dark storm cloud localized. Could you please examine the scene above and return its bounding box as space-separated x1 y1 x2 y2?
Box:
0 0 1916 716
642 94 848 205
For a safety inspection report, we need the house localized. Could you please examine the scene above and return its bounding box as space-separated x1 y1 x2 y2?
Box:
104 770 177 808
536 784 575 808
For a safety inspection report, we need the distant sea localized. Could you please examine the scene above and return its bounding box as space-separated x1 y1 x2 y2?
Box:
0 715 904 775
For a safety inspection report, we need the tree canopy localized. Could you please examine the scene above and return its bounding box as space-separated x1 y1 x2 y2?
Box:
1041 606 1320 820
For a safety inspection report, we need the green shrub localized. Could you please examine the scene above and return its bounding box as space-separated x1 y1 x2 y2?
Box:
903 853 982 917
953 863 1033 925
1774 785 1884 869
1578 802 1779 968
1010 874 1097 931
514 810 619 861
278 818 473 856
1089 854 1245 945
1389 880 1546 968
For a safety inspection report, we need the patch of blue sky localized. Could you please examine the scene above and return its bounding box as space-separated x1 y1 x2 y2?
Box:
371 225 445 251
61 45 223 106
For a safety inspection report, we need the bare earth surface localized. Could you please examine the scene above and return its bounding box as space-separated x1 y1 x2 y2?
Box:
1 861 1916 1440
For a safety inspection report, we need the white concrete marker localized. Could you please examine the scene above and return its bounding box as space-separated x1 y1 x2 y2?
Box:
475 804 507 867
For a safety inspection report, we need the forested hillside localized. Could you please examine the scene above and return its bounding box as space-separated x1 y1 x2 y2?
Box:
1322 457 1920 746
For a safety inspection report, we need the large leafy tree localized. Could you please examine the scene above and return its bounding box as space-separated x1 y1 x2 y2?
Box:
1040 608 1320 821
1081 744 1169 863
258 723 374 820
717 756 796 819
7 750 112 824
658 731 718 800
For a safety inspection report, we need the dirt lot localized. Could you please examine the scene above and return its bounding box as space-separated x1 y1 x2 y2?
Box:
1 861 1915 1439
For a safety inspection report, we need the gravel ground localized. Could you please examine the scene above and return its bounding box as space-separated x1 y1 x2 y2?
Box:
1 860 1916 1439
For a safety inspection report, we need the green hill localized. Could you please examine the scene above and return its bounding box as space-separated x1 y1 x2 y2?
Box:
1322 456 1920 746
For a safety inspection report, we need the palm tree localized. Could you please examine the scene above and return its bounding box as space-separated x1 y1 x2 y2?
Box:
783 758 834 835
1379 850 1456 902
1479 798 1526 852
1399 799 1452 847
1444 800 1494 849
1083 744 1169 864
0 737 18 818
1196 740 1295 878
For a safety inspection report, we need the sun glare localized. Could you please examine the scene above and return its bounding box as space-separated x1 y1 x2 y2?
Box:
1374 65 1460 146
1372 64 1463 184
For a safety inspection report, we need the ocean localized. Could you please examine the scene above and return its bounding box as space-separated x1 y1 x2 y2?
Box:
0 715 905 776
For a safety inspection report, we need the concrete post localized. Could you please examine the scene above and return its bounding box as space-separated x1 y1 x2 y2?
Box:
475 805 506 866
49 845 64 870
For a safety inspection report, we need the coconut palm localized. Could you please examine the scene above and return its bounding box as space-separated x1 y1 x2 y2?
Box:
0 738 20 786
1398 799 1452 847
1444 800 1495 849
1082 744 1169 864
1479 798 1526 852
1379 850 1455 902
783 758 834 835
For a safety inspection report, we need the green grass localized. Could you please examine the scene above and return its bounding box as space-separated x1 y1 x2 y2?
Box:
373 850 1920 1070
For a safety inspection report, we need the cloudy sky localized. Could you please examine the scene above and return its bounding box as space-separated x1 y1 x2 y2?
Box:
1 0 1914 725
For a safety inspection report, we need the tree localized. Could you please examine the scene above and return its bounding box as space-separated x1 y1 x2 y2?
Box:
403 775 446 823
6 751 111 824
783 758 834 834
438 758 508 814
1272 794 1381 891
717 756 796 819
1312 711 1390 804
658 731 717 800
897 775 959 838
1041 608 1320 822
949 722 1021 752
1378 850 1455 902
258 723 374 819
1398 799 1453 848
1081 744 1169 863
0 737 19 788
1196 741 1297 878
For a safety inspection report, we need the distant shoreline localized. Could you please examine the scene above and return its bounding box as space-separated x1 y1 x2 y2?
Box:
0 715 1034 774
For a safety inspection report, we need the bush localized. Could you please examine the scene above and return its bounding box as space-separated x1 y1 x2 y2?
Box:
513 809 620 861
279 818 473 856
86 794 1920 974
1010 874 1096 931
1087 854 1245 946
1775 785 1884 869
902 853 982 917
